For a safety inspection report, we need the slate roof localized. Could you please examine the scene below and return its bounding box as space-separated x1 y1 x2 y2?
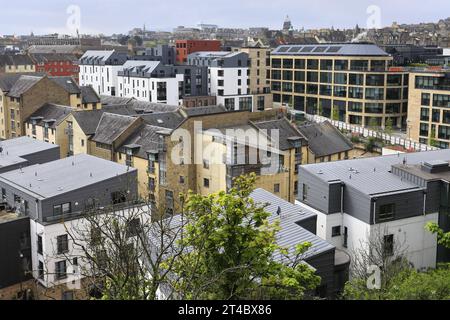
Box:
27 103 74 128
72 110 105 135
181 105 228 117
0 154 136 200
7 75 42 98
100 95 134 106
29 53 78 64
0 73 25 92
80 85 100 104
252 118 307 151
49 76 80 94
301 149 450 196
272 43 390 56
92 113 139 144
0 54 34 67
140 111 186 130
118 125 170 159
129 100 179 114
298 121 353 157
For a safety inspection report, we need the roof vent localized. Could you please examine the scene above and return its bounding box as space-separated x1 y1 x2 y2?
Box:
90 172 93 177
422 160 450 174
277 206 282 216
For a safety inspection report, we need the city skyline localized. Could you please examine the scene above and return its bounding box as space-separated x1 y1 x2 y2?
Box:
0 0 449 36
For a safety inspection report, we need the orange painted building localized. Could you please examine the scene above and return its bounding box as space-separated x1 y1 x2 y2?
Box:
175 40 222 64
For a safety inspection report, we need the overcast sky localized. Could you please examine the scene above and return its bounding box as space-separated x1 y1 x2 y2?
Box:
1 0 449 36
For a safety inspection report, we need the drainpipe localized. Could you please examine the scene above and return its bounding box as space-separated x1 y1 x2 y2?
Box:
423 191 427 216
372 198 378 225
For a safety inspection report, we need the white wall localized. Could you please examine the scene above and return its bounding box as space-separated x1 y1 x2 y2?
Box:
79 64 124 96
209 67 249 96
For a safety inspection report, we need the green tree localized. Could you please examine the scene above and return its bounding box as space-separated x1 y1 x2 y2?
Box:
429 127 439 147
426 222 450 249
168 174 321 300
332 107 340 121
384 118 393 135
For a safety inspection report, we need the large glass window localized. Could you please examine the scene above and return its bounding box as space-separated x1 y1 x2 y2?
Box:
294 96 305 111
271 70 281 80
320 72 333 84
371 60 386 71
421 93 431 106
295 71 305 82
433 94 450 108
420 123 429 136
335 60 348 71
366 74 385 86
307 59 319 70
386 103 401 114
386 88 402 100
334 73 347 85
307 71 318 82
349 87 364 99
438 125 450 140
387 74 402 86
349 73 364 86
432 109 441 123
366 88 384 100
443 110 450 124
295 59 305 69
334 86 347 98
320 85 332 96
365 103 384 114
320 59 333 70
348 101 363 113
283 59 293 69
294 83 305 94
307 84 318 95
272 58 281 68
350 60 368 71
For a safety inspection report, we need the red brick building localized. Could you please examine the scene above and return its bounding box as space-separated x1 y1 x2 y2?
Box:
30 54 80 82
175 40 222 64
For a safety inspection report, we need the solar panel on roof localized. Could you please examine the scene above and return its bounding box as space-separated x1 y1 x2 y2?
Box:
313 47 328 52
278 47 290 53
326 46 342 53
301 47 314 52
288 47 302 53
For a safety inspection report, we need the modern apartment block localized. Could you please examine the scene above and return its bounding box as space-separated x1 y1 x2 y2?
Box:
116 60 209 105
175 40 222 64
270 44 409 129
78 50 128 96
188 51 253 111
134 44 176 65
238 46 273 111
408 70 450 148
0 154 138 299
297 149 450 272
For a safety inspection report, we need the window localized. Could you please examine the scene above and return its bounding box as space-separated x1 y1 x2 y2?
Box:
55 261 67 280
37 235 43 255
384 235 394 256
204 178 210 188
420 108 430 121
332 226 341 237
111 191 127 205
378 203 395 222
38 261 44 280
57 235 69 254
274 183 280 193
53 203 71 216
421 93 431 106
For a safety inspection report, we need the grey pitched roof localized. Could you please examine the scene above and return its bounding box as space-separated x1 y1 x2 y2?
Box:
72 110 105 135
118 125 170 159
92 113 138 144
272 43 390 56
29 53 78 64
298 121 353 157
181 105 228 117
301 149 450 196
140 111 186 130
7 75 42 98
253 118 307 151
129 100 179 114
49 76 80 94
251 188 335 261
27 103 74 128
0 54 34 67
100 95 134 106
0 73 24 92
0 154 136 200
80 85 100 104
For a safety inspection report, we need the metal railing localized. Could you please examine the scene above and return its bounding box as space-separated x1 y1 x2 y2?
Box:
303 113 440 152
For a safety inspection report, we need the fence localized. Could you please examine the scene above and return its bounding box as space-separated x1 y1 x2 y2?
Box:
303 114 440 152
